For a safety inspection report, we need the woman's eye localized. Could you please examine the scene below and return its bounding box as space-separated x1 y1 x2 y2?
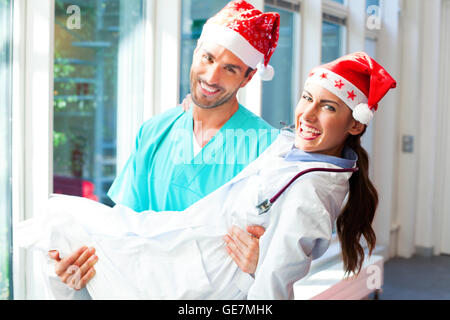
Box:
302 95 312 102
324 105 336 112
203 55 213 62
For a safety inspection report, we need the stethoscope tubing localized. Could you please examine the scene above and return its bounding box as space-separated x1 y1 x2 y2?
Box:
257 166 359 215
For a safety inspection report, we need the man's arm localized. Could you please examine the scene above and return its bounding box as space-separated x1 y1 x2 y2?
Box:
223 225 265 275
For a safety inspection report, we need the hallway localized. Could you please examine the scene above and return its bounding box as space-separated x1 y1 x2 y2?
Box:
378 255 450 300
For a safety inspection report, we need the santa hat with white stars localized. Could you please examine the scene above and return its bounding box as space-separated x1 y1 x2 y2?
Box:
198 0 280 81
305 52 397 125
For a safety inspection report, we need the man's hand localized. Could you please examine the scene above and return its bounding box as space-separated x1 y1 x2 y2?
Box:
223 225 265 275
48 246 98 290
181 94 193 112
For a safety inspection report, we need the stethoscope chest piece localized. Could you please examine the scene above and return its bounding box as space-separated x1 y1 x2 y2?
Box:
257 199 272 215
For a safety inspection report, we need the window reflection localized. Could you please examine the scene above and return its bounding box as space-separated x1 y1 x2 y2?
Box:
53 0 144 205
322 21 346 64
262 6 298 128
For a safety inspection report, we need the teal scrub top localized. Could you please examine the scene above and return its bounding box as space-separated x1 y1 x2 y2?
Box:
107 105 279 212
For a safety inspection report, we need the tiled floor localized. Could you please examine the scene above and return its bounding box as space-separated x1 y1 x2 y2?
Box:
375 255 450 300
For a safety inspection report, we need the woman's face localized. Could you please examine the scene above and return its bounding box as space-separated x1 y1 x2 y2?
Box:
294 83 365 157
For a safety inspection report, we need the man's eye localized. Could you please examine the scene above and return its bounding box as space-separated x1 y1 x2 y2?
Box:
225 66 236 73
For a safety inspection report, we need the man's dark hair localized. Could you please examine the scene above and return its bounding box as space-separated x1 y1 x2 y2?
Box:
245 67 254 78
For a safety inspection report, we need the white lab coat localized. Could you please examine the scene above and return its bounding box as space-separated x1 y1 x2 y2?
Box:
15 130 353 300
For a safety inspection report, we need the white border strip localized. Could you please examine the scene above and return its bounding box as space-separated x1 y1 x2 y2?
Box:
12 0 27 300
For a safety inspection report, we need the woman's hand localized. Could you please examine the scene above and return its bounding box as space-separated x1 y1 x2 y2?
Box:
48 246 98 290
223 225 265 275
181 94 193 112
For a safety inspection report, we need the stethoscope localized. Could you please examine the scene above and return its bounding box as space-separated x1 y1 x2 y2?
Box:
256 166 359 215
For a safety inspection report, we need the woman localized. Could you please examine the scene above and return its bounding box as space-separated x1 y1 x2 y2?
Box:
16 52 396 300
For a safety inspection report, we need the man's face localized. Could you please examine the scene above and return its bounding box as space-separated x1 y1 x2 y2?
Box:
190 42 255 109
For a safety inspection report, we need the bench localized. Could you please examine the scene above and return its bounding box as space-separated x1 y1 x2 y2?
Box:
294 255 384 300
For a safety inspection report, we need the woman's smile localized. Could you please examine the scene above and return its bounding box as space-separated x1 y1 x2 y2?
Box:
298 122 322 141
294 83 365 157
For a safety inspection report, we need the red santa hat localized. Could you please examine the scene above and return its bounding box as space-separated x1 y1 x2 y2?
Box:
198 0 280 81
305 52 397 124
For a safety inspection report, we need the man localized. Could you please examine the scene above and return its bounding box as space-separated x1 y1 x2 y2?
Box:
48 0 280 296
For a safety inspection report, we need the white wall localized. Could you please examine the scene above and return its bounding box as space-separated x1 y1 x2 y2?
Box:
394 0 423 258
413 0 442 255
434 0 450 256
389 0 449 258
370 0 401 259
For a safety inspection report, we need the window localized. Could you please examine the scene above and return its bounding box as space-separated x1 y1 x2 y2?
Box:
53 0 145 205
322 20 346 64
366 0 380 10
0 0 13 300
262 5 299 128
180 0 230 100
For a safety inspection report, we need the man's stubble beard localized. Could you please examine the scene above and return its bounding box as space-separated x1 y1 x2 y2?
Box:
190 74 243 110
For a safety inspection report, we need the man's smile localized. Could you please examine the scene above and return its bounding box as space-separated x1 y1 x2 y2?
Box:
199 80 221 96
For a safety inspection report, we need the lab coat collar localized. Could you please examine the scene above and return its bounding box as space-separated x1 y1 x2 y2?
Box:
284 145 358 169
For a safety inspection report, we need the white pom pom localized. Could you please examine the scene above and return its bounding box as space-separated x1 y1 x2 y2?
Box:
257 63 275 81
352 103 373 125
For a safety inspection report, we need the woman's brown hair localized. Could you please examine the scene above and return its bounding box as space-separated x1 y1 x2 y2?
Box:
336 130 378 276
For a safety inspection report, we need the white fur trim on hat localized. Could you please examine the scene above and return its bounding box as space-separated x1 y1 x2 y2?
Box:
199 23 264 69
305 68 368 109
257 62 275 81
305 67 374 123
352 103 373 125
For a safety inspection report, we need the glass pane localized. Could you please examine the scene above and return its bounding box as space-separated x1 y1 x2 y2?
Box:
331 0 344 4
322 21 346 64
53 0 144 205
262 6 297 128
0 0 13 300
180 0 230 100
366 0 380 10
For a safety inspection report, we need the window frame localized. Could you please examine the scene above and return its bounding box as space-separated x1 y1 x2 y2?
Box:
12 0 55 299
261 1 302 127
1 0 14 300
12 0 157 299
